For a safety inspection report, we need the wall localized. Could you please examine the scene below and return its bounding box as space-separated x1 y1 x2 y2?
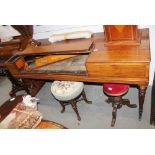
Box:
139 25 155 86
146 26 155 86
33 25 103 39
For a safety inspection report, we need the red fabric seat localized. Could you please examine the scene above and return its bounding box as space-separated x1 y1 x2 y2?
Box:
103 84 129 96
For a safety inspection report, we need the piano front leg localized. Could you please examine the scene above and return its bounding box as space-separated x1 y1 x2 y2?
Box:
138 86 147 121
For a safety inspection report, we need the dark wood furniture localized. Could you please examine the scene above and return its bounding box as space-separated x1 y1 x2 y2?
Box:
56 90 92 121
5 28 150 121
0 95 23 122
103 84 137 127
150 72 155 125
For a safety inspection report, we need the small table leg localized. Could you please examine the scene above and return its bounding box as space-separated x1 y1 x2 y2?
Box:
138 86 147 121
71 102 81 121
81 90 92 104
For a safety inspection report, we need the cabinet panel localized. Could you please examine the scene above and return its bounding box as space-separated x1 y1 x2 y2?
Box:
86 62 149 79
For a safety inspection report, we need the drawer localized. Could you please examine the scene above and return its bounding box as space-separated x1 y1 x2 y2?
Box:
86 62 149 79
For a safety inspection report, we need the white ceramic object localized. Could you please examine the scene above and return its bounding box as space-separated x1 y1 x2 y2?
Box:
49 31 92 43
22 95 39 108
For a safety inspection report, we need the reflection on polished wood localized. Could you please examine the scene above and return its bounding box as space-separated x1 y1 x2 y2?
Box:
36 120 67 129
14 39 94 56
6 29 150 120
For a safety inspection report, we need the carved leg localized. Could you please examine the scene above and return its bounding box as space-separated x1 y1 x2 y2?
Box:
105 97 114 104
59 101 65 113
81 90 92 104
71 102 81 121
6 70 30 97
0 68 7 76
111 104 117 127
9 83 29 97
114 96 122 109
138 86 147 121
23 79 45 97
122 99 137 108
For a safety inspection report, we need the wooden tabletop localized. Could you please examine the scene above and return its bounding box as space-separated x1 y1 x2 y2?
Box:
14 29 150 63
6 28 151 86
87 29 150 63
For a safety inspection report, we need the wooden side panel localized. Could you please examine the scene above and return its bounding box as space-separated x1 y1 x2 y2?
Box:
5 62 21 75
5 57 27 75
86 62 149 79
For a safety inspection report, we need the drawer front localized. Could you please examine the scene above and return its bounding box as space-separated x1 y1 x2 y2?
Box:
86 62 149 79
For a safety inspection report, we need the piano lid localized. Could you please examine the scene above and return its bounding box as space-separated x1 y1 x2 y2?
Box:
14 38 94 56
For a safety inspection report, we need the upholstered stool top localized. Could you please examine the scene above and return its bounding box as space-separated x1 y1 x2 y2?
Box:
103 84 129 96
51 81 84 101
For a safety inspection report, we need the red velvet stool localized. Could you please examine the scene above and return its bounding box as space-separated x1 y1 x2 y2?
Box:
103 84 137 127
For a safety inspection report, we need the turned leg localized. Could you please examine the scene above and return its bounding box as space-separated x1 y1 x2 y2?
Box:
139 86 147 121
150 106 155 125
59 101 65 113
71 102 81 121
150 110 155 125
111 104 117 127
81 90 92 104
